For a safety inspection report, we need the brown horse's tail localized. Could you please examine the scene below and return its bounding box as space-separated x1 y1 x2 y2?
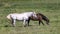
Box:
39 13 49 25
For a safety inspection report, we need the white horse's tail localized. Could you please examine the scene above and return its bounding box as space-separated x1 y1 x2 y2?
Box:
6 14 11 20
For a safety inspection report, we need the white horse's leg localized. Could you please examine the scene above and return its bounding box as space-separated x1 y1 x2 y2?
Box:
26 21 28 25
23 20 27 27
12 19 16 27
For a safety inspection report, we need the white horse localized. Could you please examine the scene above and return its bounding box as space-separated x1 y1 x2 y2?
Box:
7 12 37 27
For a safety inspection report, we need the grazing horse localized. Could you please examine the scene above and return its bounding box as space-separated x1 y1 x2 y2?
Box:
6 12 37 27
28 13 49 26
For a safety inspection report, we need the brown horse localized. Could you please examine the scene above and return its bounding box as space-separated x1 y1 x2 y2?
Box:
27 13 49 26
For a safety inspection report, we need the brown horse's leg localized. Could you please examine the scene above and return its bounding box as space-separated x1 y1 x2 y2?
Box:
39 21 40 25
27 20 30 26
11 19 14 27
39 16 44 25
41 21 44 25
27 17 30 26
39 20 44 25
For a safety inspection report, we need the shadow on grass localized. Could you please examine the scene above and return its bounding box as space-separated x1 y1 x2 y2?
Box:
3 24 34 27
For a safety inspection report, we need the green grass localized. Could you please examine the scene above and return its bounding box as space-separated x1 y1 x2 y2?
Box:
0 0 60 34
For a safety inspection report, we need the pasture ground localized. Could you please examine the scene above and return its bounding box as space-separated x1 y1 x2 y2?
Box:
0 0 60 34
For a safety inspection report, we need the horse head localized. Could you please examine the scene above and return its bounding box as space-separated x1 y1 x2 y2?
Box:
38 13 50 25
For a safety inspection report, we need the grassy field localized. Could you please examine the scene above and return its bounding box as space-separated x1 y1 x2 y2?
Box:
0 0 60 34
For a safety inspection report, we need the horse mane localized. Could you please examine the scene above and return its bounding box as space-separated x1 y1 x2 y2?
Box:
37 13 45 16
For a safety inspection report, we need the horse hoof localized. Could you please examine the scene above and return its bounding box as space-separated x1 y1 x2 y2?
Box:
39 24 41 25
24 25 26 27
12 25 15 27
47 23 49 25
47 24 49 25
24 25 27 27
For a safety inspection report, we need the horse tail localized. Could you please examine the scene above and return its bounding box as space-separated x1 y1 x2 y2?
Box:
6 14 11 20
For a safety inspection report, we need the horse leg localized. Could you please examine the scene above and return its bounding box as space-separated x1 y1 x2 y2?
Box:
41 21 44 25
11 19 16 27
39 16 44 25
39 20 44 25
27 20 30 26
23 20 26 27
39 21 41 25
27 18 30 26
11 19 13 25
